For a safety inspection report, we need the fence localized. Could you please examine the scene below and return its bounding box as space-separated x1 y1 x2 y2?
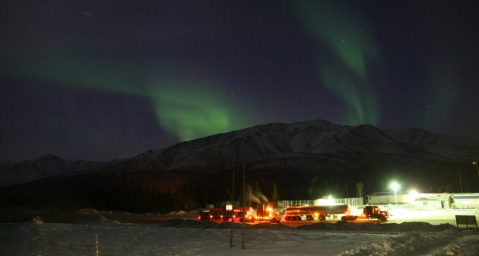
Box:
278 200 314 211
334 197 364 206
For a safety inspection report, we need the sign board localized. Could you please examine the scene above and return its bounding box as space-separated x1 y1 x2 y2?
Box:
226 204 233 211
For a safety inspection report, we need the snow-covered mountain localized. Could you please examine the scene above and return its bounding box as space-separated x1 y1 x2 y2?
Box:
0 154 102 186
105 120 479 175
2 120 479 211
4 120 479 186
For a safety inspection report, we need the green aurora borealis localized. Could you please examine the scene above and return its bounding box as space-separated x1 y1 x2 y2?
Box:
295 1 379 125
150 83 241 141
1 51 252 141
1 0 385 144
2 0 479 162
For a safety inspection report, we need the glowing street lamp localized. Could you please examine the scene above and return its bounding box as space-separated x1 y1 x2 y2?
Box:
389 181 400 206
408 189 419 202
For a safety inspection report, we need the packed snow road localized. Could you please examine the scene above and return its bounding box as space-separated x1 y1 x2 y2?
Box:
1 221 478 256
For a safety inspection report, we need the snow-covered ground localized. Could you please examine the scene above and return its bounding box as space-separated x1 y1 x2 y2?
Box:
1 206 479 256
388 208 479 225
1 221 478 256
347 205 479 226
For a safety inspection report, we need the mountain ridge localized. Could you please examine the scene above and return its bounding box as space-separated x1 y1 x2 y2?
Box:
0 154 104 186
1 119 479 211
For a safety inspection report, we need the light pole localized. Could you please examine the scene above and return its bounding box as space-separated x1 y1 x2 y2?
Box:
230 166 235 248
473 161 479 177
389 181 400 206
473 161 479 191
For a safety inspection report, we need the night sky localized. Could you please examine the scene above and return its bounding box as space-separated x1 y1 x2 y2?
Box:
1 0 479 162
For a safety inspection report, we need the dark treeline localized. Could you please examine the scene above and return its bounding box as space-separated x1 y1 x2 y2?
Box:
1 161 478 213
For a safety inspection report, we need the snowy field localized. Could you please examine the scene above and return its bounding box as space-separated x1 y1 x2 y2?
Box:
343 205 479 226
387 208 479 225
1 207 479 256
1 221 479 256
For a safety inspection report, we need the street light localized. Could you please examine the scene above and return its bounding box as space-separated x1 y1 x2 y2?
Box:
389 181 400 206
408 189 418 202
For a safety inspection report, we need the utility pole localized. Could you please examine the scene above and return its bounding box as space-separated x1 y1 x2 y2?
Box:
230 165 235 247
473 161 479 191
473 161 479 177
242 163 246 250
458 168 464 192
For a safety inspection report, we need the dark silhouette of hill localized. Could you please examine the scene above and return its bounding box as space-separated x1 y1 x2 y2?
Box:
1 120 479 212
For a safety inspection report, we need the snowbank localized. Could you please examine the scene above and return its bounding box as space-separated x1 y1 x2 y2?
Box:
168 210 186 215
31 216 43 224
0 222 391 255
163 219 458 233
163 219 254 229
296 221 455 232
0 221 476 256
340 231 459 256
432 233 479 256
